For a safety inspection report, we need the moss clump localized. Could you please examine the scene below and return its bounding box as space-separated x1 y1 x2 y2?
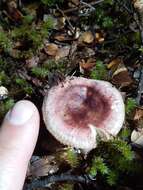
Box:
125 98 137 115
11 16 53 57
87 137 141 186
60 148 81 168
0 98 15 121
31 66 49 78
90 60 108 80
0 30 12 53
41 0 64 6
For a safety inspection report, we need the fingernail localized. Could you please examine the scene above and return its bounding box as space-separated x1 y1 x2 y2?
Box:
6 100 34 126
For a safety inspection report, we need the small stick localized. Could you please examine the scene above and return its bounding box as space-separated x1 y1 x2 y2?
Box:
133 0 143 44
63 0 104 14
80 0 95 10
136 67 143 105
25 174 95 189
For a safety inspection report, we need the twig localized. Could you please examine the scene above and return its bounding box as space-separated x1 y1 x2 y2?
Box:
25 174 95 189
136 67 143 105
80 0 95 10
132 0 143 44
63 0 104 14
116 0 133 14
56 5 75 35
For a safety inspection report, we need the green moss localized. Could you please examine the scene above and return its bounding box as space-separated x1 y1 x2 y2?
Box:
102 17 113 29
106 170 118 186
88 156 109 176
125 98 137 115
11 16 53 55
59 183 73 190
41 0 63 6
90 60 108 80
15 78 33 95
31 66 49 78
0 98 15 120
0 30 12 52
62 148 80 168
87 138 139 186
118 128 131 140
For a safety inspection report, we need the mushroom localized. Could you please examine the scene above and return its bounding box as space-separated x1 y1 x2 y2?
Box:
42 77 125 152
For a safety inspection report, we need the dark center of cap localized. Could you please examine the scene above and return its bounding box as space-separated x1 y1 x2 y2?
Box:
62 84 111 129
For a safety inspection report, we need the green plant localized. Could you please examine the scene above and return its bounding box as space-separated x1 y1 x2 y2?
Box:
41 0 63 6
0 30 12 52
118 128 131 140
125 98 137 114
89 156 109 176
90 60 108 80
102 17 113 29
15 78 33 95
31 66 49 78
106 170 118 186
11 16 53 56
62 148 80 168
0 98 15 120
58 183 73 190
87 138 140 186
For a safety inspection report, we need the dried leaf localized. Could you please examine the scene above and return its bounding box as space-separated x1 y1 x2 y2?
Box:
131 129 143 146
44 43 59 56
133 0 143 10
95 32 105 43
107 58 122 70
69 0 80 6
26 56 39 68
55 46 70 60
56 17 66 30
112 64 133 86
6 1 23 22
79 58 96 70
28 156 59 177
134 108 143 121
79 31 94 44
54 33 73 42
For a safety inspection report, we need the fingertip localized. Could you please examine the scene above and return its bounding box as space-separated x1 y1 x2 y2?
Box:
0 100 40 190
4 100 39 126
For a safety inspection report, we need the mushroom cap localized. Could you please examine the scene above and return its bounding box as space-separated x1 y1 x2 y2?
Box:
42 77 125 152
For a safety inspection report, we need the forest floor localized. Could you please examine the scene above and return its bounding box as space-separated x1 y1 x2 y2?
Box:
1 0 143 190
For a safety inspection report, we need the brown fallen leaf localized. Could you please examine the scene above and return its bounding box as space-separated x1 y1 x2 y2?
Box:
26 56 39 68
55 46 70 60
56 17 66 30
95 32 105 43
79 31 94 44
134 108 143 121
69 0 80 6
79 58 96 71
5 1 23 22
68 0 80 7
107 58 122 70
44 43 59 56
54 33 74 42
131 129 143 146
112 63 133 86
28 156 59 177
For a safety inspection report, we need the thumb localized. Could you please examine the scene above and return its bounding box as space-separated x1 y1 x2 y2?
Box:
0 100 40 190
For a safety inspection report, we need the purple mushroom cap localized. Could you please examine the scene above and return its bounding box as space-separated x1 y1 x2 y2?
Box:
42 77 125 152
